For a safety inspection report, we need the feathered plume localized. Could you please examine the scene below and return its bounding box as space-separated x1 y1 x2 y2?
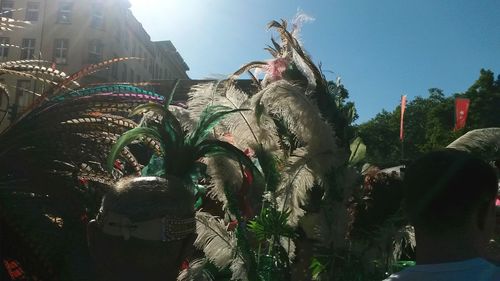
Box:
447 128 500 162
177 258 214 281
193 212 241 270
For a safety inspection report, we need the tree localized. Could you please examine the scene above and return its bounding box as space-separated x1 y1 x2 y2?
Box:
357 110 400 167
462 69 500 129
357 69 499 167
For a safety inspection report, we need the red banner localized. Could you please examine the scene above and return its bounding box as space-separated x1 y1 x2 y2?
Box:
454 98 470 131
400 95 407 141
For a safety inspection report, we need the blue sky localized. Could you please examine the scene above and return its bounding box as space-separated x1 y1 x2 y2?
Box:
130 0 500 122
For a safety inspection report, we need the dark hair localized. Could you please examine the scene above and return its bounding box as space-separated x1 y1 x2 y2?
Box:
403 149 497 231
349 171 405 238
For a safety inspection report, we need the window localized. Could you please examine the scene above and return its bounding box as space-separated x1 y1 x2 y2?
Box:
122 64 127 81
53 39 69 64
15 80 32 109
91 2 104 29
21 39 36 60
25 2 40 21
0 37 10 57
88 39 103 63
1 1 14 18
57 2 73 23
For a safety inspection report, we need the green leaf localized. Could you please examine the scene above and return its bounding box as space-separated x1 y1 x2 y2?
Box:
107 127 163 172
310 257 327 280
248 208 295 242
165 79 180 107
349 137 366 166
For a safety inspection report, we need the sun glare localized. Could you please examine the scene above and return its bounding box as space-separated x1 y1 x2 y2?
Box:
129 0 206 42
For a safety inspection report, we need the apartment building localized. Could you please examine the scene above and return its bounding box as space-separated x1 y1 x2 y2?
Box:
0 0 189 128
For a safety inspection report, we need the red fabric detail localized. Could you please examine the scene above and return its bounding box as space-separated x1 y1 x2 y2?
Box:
78 178 88 186
243 169 253 185
244 147 255 157
454 98 470 131
180 260 189 271
227 220 238 231
3 259 25 280
114 160 124 170
237 169 254 219
81 213 89 223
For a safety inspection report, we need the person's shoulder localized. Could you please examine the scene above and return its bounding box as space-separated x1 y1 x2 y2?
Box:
490 265 500 281
382 259 500 281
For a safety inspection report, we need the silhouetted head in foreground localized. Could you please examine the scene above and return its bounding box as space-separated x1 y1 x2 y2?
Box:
87 177 195 281
403 149 498 264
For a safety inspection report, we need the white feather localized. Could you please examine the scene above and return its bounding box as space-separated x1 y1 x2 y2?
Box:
252 80 344 174
169 105 194 130
194 211 238 269
276 150 316 226
229 256 248 281
280 236 296 261
177 258 213 281
204 156 243 208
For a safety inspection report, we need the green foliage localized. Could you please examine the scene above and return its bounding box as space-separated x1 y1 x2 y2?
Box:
310 257 327 280
357 69 500 167
392 260 416 273
348 137 366 166
357 110 401 167
317 80 358 147
248 208 296 242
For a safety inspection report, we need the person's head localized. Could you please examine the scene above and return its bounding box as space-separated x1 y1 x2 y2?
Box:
87 176 195 281
403 149 498 245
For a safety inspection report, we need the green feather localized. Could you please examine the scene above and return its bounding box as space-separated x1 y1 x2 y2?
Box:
107 127 163 172
130 102 165 117
164 79 180 107
130 102 184 147
197 139 263 181
187 105 249 146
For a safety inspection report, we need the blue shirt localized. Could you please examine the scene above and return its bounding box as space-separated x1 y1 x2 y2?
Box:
384 258 500 281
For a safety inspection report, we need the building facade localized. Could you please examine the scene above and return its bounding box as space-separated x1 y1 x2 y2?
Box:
0 0 189 128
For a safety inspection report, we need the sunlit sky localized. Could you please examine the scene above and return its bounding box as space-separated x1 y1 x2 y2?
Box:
130 0 500 122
